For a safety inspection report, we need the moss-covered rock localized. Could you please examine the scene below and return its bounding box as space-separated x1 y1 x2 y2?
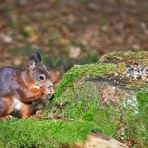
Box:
99 51 148 65
0 51 147 147
51 51 147 147
55 63 125 98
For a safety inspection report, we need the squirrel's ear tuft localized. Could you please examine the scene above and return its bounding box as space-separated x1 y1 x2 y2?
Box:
30 49 41 62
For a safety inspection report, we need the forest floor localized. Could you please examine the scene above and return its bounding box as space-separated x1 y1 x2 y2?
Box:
0 0 148 83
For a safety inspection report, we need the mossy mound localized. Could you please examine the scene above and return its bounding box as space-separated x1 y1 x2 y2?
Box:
99 51 148 65
55 63 125 98
50 81 147 147
0 51 147 147
0 119 101 147
51 51 147 147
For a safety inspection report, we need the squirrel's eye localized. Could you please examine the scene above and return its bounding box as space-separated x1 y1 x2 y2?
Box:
38 74 46 81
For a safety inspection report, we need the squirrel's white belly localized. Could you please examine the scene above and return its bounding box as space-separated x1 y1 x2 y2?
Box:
14 98 21 110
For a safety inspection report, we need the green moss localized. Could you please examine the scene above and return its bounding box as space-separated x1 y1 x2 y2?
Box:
0 119 98 147
55 63 125 97
50 64 147 146
127 83 148 90
48 98 121 138
124 91 148 145
137 91 148 110
55 60 148 98
51 83 148 146
99 51 148 64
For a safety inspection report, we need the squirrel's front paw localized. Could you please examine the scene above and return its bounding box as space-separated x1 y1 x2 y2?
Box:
0 115 13 121
44 86 54 96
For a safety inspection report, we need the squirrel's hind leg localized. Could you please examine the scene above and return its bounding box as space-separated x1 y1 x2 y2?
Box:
0 97 14 120
19 102 33 118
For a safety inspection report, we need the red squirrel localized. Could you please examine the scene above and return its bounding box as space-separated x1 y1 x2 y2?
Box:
0 50 54 119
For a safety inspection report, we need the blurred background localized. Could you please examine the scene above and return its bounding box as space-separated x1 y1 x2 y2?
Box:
0 0 147 84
